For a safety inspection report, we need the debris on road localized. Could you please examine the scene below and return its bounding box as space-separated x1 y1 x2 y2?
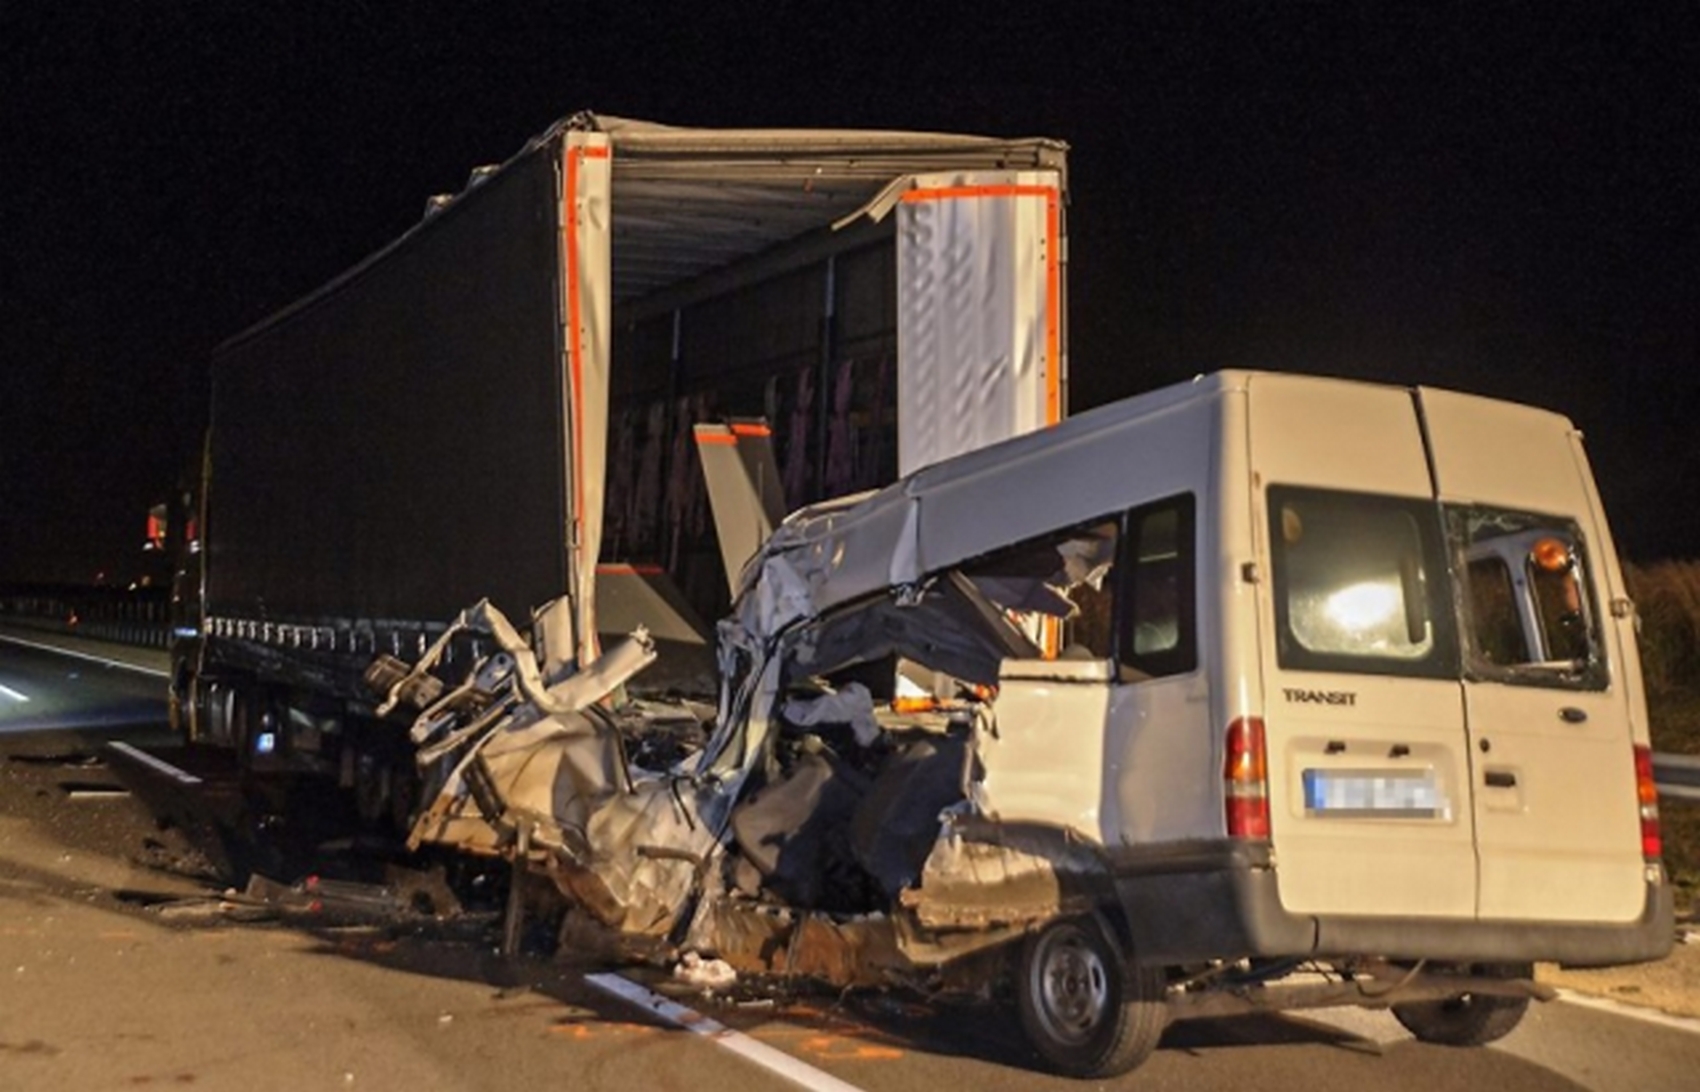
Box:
673 952 737 992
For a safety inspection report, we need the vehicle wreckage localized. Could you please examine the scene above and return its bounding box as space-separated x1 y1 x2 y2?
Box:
359 371 1671 1079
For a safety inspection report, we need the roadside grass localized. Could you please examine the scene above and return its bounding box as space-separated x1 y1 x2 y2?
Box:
1649 688 1700 918
1628 561 1700 918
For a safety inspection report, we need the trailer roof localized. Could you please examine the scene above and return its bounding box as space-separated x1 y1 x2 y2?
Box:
570 112 1069 304
220 112 1068 350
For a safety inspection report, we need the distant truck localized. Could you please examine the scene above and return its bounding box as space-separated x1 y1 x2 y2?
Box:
377 370 1673 1078
168 112 1069 824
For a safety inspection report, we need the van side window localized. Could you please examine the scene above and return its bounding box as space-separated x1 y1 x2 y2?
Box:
1268 487 1455 679
1450 507 1605 689
1115 494 1197 679
958 516 1122 659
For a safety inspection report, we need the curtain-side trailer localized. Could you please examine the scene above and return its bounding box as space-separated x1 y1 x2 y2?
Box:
169 112 1069 826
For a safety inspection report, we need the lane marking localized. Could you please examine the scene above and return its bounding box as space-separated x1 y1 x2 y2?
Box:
1554 988 1700 1036
0 682 30 702
107 740 203 786
0 634 169 678
584 973 868 1092
1306 988 1700 1044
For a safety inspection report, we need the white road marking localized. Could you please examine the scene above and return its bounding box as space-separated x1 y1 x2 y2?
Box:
0 682 30 702
0 634 169 677
584 972 868 1092
107 741 203 786
1553 988 1700 1036
1300 988 1700 1045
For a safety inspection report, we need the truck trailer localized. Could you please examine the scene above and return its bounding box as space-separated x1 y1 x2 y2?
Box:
169 111 1070 824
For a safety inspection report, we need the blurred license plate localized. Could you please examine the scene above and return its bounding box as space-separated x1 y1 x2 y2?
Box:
1303 769 1446 819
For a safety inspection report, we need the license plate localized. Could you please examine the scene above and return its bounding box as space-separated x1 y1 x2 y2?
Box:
1303 769 1447 819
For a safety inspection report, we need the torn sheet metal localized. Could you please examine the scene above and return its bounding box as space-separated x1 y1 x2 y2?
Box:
684 899 906 988
902 814 1109 932
378 505 1123 989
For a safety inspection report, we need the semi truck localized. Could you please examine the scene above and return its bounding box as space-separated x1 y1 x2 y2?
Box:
168 111 1070 825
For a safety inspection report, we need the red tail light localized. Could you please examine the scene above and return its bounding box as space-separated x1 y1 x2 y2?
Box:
1225 717 1271 840
1633 744 1662 861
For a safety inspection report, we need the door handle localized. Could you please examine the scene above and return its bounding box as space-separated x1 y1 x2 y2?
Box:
1559 707 1588 724
1484 770 1518 789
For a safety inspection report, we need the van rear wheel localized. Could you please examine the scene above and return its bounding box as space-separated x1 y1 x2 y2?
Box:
1016 916 1167 1078
1393 962 1533 1046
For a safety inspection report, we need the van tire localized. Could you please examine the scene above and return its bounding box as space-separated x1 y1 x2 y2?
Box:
1016 916 1167 1078
1392 962 1533 1046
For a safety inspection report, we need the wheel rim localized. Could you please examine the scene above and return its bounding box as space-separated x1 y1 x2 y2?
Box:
1029 923 1112 1046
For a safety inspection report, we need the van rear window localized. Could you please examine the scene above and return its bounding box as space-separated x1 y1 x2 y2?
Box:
1449 506 1607 690
1269 487 1457 679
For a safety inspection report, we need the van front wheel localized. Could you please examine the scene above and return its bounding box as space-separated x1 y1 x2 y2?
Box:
1016 916 1167 1078
1392 962 1533 1046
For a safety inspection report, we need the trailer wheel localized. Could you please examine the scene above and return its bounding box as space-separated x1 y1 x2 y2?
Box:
1016 916 1167 1078
1392 962 1532 1046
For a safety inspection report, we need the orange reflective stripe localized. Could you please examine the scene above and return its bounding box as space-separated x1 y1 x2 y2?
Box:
1044 188 1061 425
598 563 665 576
564 144 586 533
695 432 737 446
899 184 1057 202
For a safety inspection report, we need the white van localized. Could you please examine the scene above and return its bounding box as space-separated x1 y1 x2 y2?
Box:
712 369 1672 1070
388 370 1673 1079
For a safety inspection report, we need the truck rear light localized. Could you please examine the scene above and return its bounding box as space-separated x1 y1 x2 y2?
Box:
1633 744 1662 861
1225 717 1271 840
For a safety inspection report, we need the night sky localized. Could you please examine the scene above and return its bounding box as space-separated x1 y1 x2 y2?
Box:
2 3 1695 585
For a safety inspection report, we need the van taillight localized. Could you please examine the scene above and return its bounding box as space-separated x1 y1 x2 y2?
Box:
1633 744 1662 860
1225 717 1271 840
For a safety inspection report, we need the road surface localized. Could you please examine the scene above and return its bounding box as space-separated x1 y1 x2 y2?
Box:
2 633 1698 1090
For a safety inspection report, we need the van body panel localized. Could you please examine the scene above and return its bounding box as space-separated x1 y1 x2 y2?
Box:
1465 681 1646 922
1267 679 1477 917
1246 376 1476 917
1419 387 1648 923
1212 383 1266 787
1418 387 1588 514
1244 373 1433 497
1105 670 1216 844
985 659 1113 836
1566 429 1654 741
913 386 1215 578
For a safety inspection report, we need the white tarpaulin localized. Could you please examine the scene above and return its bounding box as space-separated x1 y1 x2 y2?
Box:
896 170 1065 477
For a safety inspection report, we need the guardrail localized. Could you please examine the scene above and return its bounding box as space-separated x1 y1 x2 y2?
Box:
1655 752 1700 804
1 584 171 650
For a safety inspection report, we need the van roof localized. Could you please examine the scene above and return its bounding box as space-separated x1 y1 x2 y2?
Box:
731 370 1577 638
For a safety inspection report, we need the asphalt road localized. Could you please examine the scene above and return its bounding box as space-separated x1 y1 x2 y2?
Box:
2 634 1699 1091
0 633 171 742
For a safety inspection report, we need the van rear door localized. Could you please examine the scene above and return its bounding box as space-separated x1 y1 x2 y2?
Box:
1249 376 1477 919
1420 388 1647 924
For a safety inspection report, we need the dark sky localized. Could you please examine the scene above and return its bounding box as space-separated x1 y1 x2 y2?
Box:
2 2 1696 584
